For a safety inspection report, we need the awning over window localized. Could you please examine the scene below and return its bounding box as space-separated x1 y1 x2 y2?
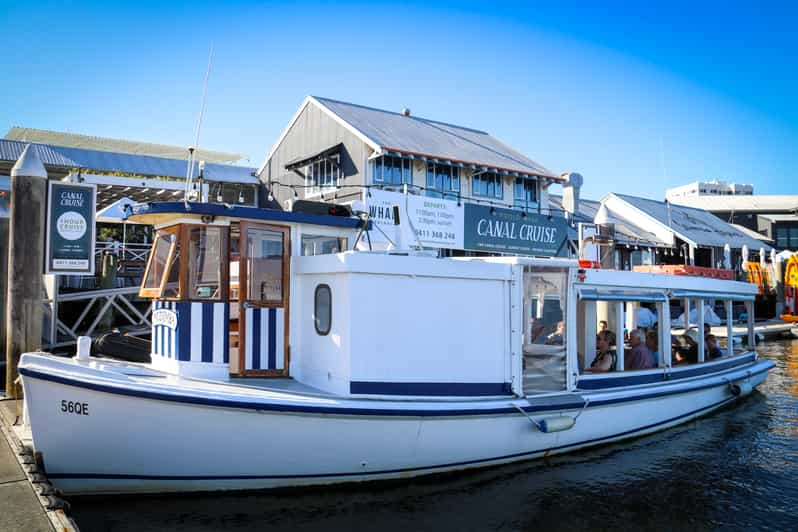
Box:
578 290 667 303
669 290 755 302
284 143 343 172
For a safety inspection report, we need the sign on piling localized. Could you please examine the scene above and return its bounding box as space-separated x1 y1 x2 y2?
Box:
45 182 97 275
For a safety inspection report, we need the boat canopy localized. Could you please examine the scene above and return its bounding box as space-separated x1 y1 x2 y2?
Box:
669 290 756 302
577 290 667 303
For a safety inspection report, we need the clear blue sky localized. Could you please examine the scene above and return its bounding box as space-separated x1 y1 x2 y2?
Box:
1 1 796 200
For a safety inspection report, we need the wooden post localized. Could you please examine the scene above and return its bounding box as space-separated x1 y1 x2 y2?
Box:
5 145 47 397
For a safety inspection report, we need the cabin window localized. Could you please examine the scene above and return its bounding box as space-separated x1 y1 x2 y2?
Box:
188 226 224 300
314 284 332 335
246 228 284 303
162 236 182 298
522 266 569 393
140 227 180 298
301 235 348 256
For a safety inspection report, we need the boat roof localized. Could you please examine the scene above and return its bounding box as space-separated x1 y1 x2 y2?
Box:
126 201 364 229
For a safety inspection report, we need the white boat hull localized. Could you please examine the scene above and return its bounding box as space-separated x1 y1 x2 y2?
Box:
19 353 772 495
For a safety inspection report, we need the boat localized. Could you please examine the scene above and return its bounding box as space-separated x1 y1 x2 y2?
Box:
18 201 774 495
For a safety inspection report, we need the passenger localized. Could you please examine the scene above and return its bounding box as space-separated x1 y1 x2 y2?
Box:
530 318 548 344
598 321 617 346
545 321 565 345
625 329 654 370
585 332 616 373
706 334 724 359
646 331 659 367
672 334 698 365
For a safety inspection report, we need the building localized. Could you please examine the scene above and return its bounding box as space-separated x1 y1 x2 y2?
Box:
666 179 754 199
551 192 771 270
667 188 798 251
259 96 566 213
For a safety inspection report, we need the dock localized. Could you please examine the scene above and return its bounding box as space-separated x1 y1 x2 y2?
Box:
0 398 78 532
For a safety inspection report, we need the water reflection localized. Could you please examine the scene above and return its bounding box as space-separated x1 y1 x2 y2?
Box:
71 340 798 532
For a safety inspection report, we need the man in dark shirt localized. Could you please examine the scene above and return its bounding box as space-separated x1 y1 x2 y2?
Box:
625 329 654 370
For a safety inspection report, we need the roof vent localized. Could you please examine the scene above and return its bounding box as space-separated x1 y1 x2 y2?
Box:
402 108 411 117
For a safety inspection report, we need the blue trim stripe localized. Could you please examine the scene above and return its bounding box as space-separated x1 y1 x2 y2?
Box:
577 353 756 390
350 381 513 397
17 362 773 418
43 394 740 483
177 302 191 362
268 309 277 370
252 309 261 370
201 304 214 363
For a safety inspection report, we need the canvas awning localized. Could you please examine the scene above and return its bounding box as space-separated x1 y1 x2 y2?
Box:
578 290 667 303
669 290 755 302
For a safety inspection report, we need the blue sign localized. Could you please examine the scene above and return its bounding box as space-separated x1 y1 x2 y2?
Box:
463 204 569 257
46 181 97 275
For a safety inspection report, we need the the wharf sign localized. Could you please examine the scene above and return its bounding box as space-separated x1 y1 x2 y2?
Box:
45 181 97 275
364 189 464 249
463 204 568 257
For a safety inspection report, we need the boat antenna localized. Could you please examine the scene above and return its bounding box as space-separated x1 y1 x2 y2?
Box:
184 42 214 207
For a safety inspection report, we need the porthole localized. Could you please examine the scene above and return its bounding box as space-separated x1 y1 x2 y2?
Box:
314 284 331 335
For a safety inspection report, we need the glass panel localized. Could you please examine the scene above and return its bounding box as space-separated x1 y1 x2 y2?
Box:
141 231 173 294
246 228 284 303
188 226 223 300
301 234 348 256
162 237 181 298
314 284 332 335
522 266 569 393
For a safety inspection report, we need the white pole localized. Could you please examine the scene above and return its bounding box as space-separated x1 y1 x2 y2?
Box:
615 302 625 371
697 299 705 362
659 299 671 368
725 300 734 355
683 298 690 332
746 300 755 348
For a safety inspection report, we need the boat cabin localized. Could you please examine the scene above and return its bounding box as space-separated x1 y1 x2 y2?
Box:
130 202 760 399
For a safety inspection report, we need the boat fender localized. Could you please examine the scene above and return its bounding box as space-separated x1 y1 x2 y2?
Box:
539 416 576 433
729 381 753 397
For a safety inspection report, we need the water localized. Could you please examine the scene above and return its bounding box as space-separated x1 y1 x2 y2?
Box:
71 339 798 531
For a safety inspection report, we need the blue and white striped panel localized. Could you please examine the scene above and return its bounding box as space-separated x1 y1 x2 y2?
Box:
152 301 229 364
244 307 285 371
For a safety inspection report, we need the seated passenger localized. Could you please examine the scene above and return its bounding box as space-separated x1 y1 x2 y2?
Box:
545 321 565 345
625 329 654 370
598 320 617 346
706 334 724 359
646 330 659 367
530 319 548 344
672 334 698 365
585 332 616 373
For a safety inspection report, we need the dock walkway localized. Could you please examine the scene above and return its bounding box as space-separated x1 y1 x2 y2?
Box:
0 398 77 532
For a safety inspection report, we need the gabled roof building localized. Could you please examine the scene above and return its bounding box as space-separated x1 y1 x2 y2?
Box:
259 96 564 213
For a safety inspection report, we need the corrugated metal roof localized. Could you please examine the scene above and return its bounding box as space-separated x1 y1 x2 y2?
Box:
0 139 258 184
613 193 770 250
730 223 773 243
5 127 245 164
549 194 668 246
312 96 558 178
668 194 798 212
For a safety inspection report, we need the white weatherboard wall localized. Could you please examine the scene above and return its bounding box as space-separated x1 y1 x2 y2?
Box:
293 252 514 396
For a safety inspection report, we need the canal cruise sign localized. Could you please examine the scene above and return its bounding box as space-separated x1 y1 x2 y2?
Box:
45 181 97 275
463 204 569 257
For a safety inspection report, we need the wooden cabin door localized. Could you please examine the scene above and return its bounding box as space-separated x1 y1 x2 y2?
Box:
238 222 290 376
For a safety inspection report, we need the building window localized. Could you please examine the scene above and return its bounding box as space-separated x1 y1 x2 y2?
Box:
306 156 342 194
373 155 412 186
426 163 460 199
314 284 332 335
778 225 798 249
513 178 538 210
472 172 503 200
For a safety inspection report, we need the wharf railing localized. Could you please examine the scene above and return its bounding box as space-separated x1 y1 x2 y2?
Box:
43 286 151 349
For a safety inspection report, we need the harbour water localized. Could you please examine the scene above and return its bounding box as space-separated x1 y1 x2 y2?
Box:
71 338 798 532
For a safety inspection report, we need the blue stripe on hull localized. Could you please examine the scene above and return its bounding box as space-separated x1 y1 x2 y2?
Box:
223 304 230 364
177 302 191 361
201 304 214 363
251 309 261 370
268 309 276 369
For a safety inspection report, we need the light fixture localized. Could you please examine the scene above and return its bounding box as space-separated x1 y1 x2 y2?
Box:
490 206 496 215
293 187 299 199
